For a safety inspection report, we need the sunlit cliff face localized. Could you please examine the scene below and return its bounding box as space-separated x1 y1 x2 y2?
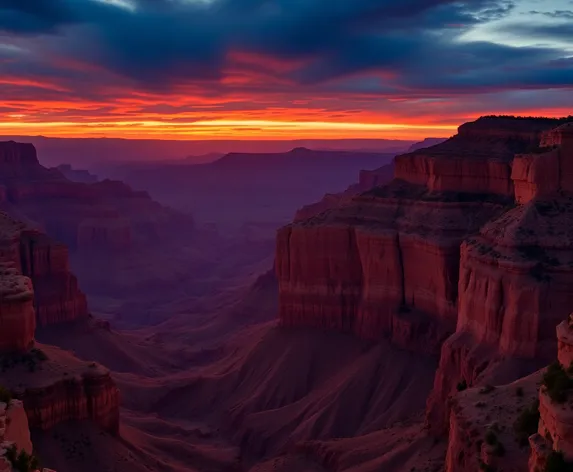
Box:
0 0 571 140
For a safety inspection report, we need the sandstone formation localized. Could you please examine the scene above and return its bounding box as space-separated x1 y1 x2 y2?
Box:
512 122 573 203
394 117 558 196
526 317 573 471
0 400 33 455
23 366 120 434
0 209 120 467
0 400 51 472
278 117 573 451
0 211 88 327
427 122 573 434
0 265 35 352
445 373 542 472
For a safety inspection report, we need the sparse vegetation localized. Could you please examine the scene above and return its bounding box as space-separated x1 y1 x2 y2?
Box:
0 385 12 403
485 429 498 446
0 348 48 373
479 460 496 472
4 445 40 472
545 450 573 472
492 441 505 457
457 379 468 392
542 362 573 403
514 399 540 447
479 385 495 395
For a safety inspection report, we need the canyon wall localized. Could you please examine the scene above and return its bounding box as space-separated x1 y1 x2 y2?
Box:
394 117 556 196
0 265 35 352
278 117 573 446
427 121 573 434
0 212 88 327
277 180 507 353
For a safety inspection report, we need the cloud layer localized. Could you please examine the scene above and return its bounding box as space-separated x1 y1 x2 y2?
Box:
0 0 571 138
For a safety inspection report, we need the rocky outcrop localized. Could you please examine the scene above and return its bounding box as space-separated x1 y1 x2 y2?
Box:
0 400 33 455
445 373 542 472
512 123 573 203
427 195 573 433
23 367 120 434
395 117 560 196
527 319 573 470
0 211 88 327
0 400 45 472
0 266 35 352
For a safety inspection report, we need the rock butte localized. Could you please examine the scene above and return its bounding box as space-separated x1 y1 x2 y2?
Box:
277 116 573 467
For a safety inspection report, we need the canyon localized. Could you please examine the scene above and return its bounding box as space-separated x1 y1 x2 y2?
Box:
2 116 573 472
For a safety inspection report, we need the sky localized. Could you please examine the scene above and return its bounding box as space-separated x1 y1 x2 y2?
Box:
0 0 571 140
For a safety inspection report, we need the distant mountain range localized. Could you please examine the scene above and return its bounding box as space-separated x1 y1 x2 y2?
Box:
0 135 419 168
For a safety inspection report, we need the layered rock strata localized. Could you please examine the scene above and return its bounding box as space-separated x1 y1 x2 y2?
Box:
427 197 573 433
527 318 573 470
0 212 88 327
0 265 35 352
0 400 51 472
277 180 508 353
512 123 573 203
1 344 120 436
278 116 573 443
395 117 560 196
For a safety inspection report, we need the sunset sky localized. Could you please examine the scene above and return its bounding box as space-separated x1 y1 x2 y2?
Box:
0 0 572 140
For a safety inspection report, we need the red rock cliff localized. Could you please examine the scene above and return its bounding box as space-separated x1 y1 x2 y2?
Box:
0 211 88 327
277 180 507 353
395 117 558 196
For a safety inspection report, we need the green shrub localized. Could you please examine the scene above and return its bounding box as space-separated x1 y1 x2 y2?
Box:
545 451 573 472
457 380 467 392
514 399 540 447
485 430 498 446
542 362 573 403
479 385 495 394
4 446 40 472
493 441 505 457
0 385 12 404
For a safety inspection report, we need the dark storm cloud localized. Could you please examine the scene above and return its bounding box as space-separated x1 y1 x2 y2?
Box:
528 10 573 19
0 0 570 97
